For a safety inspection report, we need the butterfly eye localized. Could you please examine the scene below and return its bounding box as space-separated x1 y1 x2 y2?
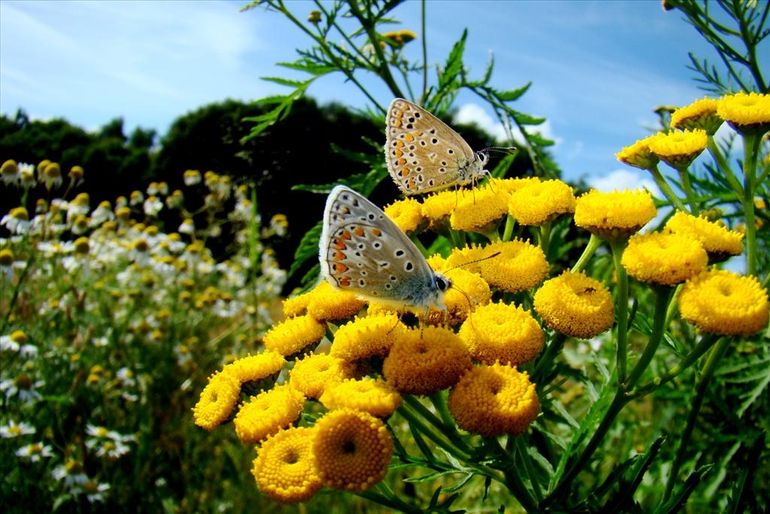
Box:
435 275 451 292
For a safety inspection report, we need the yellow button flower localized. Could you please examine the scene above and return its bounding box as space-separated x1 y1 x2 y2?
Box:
221 351 286 385
458 302 544 366
615 134 659 170
647 129 708 169
448 363 539 437
263 315 326 356
320 377 401 418
193 372 241 431
670 97 722 134
679 269 769 336
450 186 509 233
383 326 472 394
426 255 492 324
574 189 656 239
306 281 366 321
331 314 406 362
534 271 614 338
289 353 352 399
664 211 743 261
621 232 708 286
233 384 305 444
453 241 548 293
717 91 770 132
312 409 393 492
384 197 424 233
252 426 321 503
421 189 455 228
508 179 576 226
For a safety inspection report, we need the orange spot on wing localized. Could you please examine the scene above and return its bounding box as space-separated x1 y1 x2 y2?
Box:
334 239 346 250
334 263 349 273
395 141 405 148
334 251 346 261
339 277 351 288
398 158 407 166
399 167 411 177
341 230 352 240
353 227 365 237
371 228 382 237
404 133 415 142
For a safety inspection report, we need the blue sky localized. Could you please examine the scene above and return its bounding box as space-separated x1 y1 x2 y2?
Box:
0 0 750 188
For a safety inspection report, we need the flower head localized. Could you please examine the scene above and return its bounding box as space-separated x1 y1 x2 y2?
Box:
263 315 326 356
320 377 401 418
421 190 455 228
458 302 544 366
647 129 708 169
574 189 656 239
448 363 539 437
221 351 286 385
679 269 768 336
717 91 770 133
312 409 393 491
383 326 471 394
331 314 406 362
508 179 576 225
615 134 659 170
306 280 366 321
1 159 19 185
252 427 321 503
289 353 352 399
16 442 54 462
534 271 614 338
622 232 708 286
192 371 241 431
233 384 305 444
664 211 743 261
449 241 548 293
450 186 509 233
0 420 36 438
426 256 491 324
671 97 722 134
384 197 424 233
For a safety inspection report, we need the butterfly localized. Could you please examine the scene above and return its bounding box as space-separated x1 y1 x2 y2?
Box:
385 98 489 195
319 185 450 310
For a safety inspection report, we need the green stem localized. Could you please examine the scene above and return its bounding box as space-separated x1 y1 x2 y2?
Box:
492 439 539 512
625 286 675 389
532 333 566 383
742 133 760 276
610 240 630 384
398 399 472 461
571 233 602 274
502 214 516 242
410 235 430 257
515 437 543 503
629 333 719 399
1 253 34 332
677 166 698 214
538 221 551 255
357 487 421 514
707 138 743 197
648 164 688 212
662 337 729 503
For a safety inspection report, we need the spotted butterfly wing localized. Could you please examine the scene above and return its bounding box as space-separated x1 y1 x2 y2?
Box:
319 185 449 309
385 98 488 195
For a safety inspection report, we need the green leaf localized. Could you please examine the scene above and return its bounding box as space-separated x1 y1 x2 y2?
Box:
716 351 770 417
289 222 322 278
260 76 311 88
438 29 468 91
496 82 532 102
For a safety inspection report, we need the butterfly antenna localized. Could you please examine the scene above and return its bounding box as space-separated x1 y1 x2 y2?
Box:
444 251 502 273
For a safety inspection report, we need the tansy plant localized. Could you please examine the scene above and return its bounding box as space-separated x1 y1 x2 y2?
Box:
191 1 769 512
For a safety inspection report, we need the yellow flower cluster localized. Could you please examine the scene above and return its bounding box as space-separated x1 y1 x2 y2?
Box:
534 271 614 339
717 91 770 131
508 179 576 226
282 280 365 320
647 129 708 169
320 377 401 417
447 241 548 293
664 211 743 261
622 232 708 286
384 197 424 233
574 189 656 239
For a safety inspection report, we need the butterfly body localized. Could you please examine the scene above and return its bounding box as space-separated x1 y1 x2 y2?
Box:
319 185 450 309
385 98 489 195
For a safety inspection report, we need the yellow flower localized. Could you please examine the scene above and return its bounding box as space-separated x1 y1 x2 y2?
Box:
221 351 286 385
717 91 770 131
508 179 576 225
263 315 326 356
383 326 472 394
384 197 424 233
312 409 393 492
233 384 305 444
289 353 351 399
320 377 401 418
331 314 406 362
450 186 509 233
647 129 708 169
664 211 743 261
421 190 455 227
449 241 548 293
252 427 321 503
622 232 708 286
679 269 769 336
458 302 544 366
192 372 241 431
283 289 313 318
448 363 539 437
534 271 614 338
615 134 659 170
574 189 656 239
671 97 722 134
490 177 541 194
425 256 492 324
307 280 366 321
